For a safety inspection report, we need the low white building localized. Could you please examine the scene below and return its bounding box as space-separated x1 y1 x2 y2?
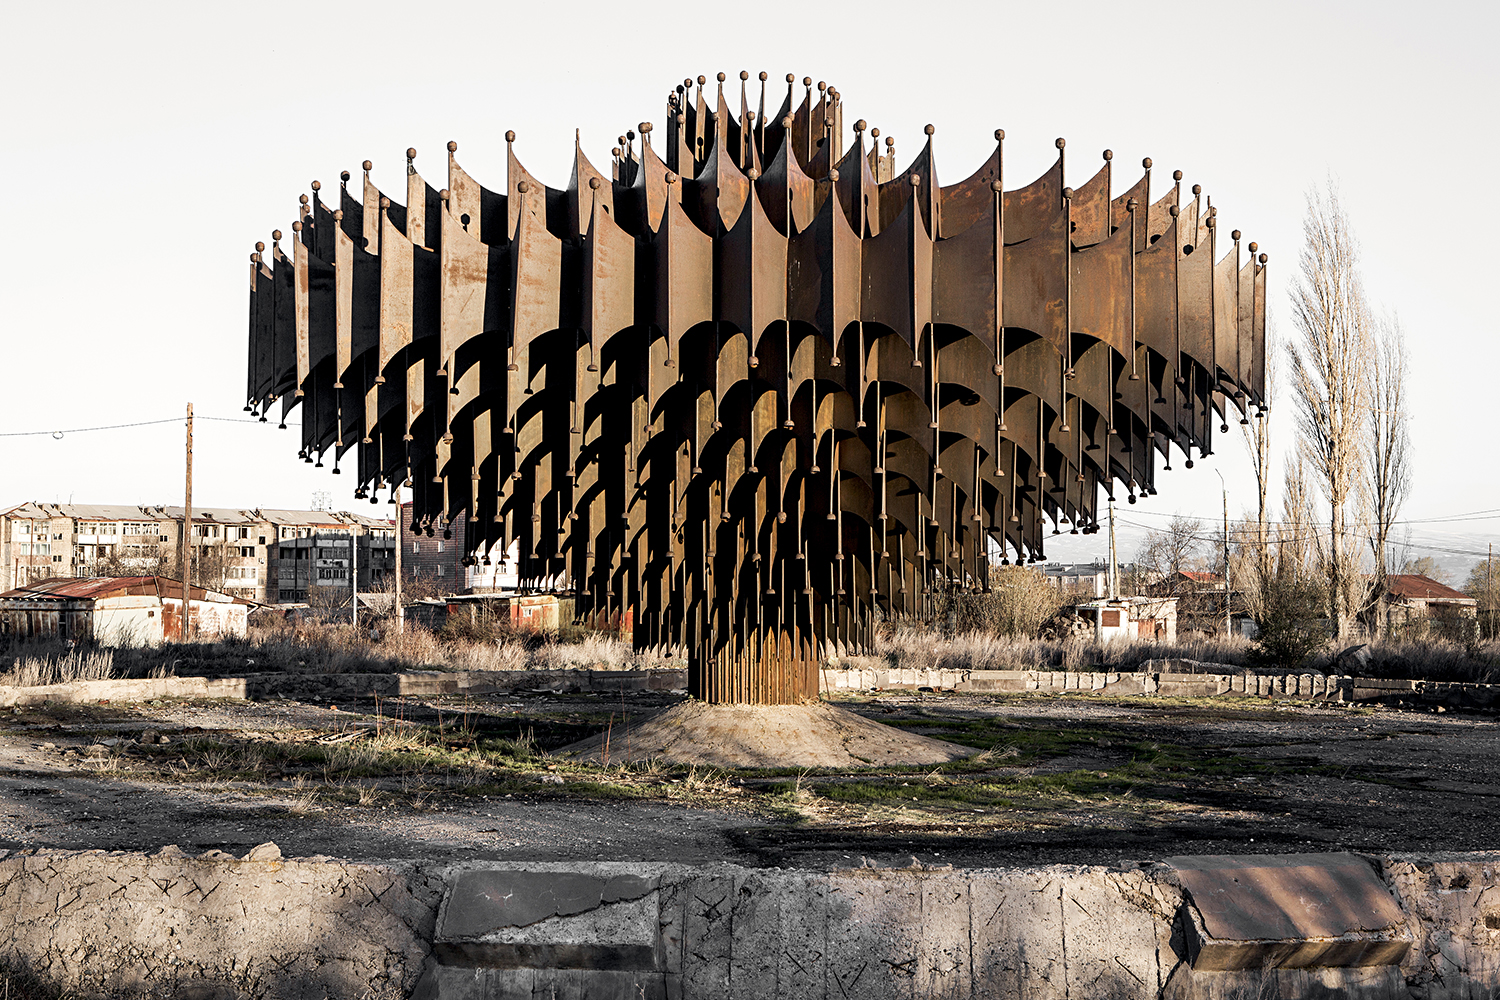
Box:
1069 597 1178 643
0 577 250 646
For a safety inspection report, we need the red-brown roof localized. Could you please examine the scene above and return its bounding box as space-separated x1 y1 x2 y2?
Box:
1385 574 1473 603
1179 570 1223 583
0 577 251 605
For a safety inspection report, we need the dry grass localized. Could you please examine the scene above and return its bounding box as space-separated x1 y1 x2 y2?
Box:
858 628 1252 674
1316 636 1500 684
859 626 1500 683
0 649 115 687
0 625 661 682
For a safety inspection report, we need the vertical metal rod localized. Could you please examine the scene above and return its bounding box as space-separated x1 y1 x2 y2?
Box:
394 481 404 634
1107 495 1117 602
182 402 194 641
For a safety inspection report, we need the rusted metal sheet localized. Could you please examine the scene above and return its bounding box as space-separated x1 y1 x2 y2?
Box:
245 75 1266 704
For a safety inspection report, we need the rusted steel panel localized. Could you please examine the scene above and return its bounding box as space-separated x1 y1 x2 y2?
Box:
245 79 1265 704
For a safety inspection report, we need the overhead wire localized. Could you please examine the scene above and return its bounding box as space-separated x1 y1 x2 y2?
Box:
0 415 299 438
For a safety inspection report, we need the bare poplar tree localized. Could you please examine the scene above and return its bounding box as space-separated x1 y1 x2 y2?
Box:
1286 185 1373 638
1365 312 1412 634
1240 327 1277 604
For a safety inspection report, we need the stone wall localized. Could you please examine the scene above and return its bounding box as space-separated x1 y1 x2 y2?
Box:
0 845 443 1000
4 850 1500 999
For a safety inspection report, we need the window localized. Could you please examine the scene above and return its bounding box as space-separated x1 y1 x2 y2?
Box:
317 567 348 580
239 546 255 557
279 547 294 560
238 527 250 539
436 565 445 578
437 541 445 553
412 542 421 554
258 536 266 545
52 555 62 563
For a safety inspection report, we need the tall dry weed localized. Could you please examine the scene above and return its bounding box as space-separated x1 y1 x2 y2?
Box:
0 649 115 687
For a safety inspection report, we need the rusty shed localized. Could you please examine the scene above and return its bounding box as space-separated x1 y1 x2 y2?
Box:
0 577 252 646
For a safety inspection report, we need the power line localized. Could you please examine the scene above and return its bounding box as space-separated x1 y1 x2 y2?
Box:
1114 517 1497 561
0 415 298 438
1116 503 1500 531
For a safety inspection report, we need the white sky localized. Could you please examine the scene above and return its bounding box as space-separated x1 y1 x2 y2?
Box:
2 1 1495 573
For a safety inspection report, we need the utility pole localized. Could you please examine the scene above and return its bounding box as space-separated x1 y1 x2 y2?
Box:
1107 496 1118 601
352 520 359 630
1488 542 1493 641
181 403 194 642
1217 469 1230 636
394 481 405 634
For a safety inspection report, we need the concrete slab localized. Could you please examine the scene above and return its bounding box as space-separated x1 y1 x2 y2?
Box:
435 869 660 972
1166 853 1411 971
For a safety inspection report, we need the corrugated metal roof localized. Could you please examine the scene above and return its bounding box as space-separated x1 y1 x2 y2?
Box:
2 502 394 529
255 508 352 526
340 512 397 528
154 507 257 523
0 576 254 605
1386 574 1474 603
0 577 159 600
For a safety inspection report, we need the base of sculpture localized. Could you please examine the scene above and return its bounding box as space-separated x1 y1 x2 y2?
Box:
553 699 973 768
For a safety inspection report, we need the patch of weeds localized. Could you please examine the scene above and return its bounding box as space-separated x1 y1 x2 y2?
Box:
0 959 76 1000
551 780 653 800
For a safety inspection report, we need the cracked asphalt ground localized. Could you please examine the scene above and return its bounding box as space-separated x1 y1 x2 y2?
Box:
2 688 1497 871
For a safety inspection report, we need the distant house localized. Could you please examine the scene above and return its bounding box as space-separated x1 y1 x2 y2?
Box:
1140 570 1224 597
0 577 251 646
1065 597 1178 643
1041 561 1109 598
1381 574 1476 631
0 502 395 604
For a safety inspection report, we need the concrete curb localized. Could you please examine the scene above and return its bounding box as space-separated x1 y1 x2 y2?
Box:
2 664 1490 711
823 666 1499 709
2 849 1497 999
0 667 689 708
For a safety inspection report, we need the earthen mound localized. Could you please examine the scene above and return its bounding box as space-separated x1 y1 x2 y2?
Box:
552 700 973 768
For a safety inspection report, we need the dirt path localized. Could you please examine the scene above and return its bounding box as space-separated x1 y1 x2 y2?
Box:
3 690 1497 871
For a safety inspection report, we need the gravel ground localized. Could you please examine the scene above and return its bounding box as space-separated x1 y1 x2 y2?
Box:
2 689 1496 870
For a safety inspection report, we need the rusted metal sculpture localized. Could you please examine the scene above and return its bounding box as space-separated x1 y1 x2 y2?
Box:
246 73 1267 704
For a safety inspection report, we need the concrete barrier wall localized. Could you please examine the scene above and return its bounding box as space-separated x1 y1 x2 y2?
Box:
0 667 689 708
3 850 1499 999
821 665 1500 709
3 663 1495 711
